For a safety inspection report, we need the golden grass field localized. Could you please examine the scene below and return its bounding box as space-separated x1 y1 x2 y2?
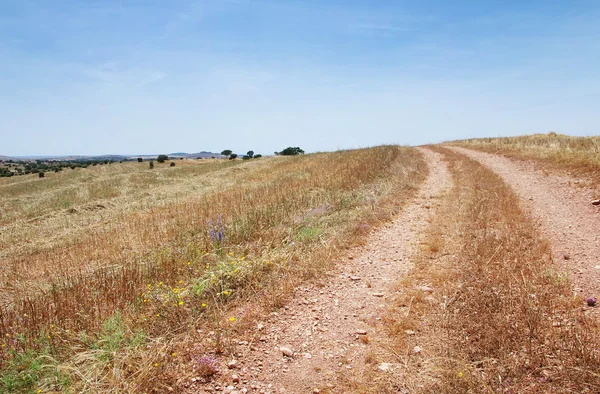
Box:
3 137 600 393
0 147 427 392
450 133 600 182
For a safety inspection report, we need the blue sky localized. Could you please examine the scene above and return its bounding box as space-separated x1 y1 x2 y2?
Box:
1 0 599 156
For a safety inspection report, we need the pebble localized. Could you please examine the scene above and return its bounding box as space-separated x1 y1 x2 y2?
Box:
378 362 392 372
232 374 240 382
280 346 294 357
356 329 367 335
350 276 361 281
228 360 238 369
413 345 422 354
372 292 385 297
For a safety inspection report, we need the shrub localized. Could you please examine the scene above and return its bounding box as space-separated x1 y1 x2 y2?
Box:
149 161 154 169
39 171 45 178
157 155 169 163
170 162 176 167
229 154 238 160
137 158 143 163
242 155 251 160
254 154 262 158
279 147 304 156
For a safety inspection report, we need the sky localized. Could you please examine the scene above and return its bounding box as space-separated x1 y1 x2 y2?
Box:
1 0 599 156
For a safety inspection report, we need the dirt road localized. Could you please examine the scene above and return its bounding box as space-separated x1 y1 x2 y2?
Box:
451 146 600 304
194 148 451 394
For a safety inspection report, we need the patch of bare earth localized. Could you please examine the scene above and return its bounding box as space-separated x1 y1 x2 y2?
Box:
450 146 600 310
190 149 451 394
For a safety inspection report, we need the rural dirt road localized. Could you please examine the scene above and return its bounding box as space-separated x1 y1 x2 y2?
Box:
191 148 451 394
451 146 600 308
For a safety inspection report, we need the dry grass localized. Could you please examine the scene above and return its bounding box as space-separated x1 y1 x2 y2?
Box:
0 146 426 392
372 146 600 393
449 133 600 183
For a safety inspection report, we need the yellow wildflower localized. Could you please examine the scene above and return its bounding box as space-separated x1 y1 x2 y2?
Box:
229 317 236 322
458 371 464 378
178 301 184 306
171 352 176 357
223 291 229 296
228 251 233 256
201 303 207 307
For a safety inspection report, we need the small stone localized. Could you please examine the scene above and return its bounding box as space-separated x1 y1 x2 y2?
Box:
257 323 265 330
313 389 321 394
356 329 367 335
413 345 422 354
228 360 238 369
563 254 570 260
378 362 392 372
591 199 600 206
232 374 240 382
350 276 361 281
280 346 294 357
372 292 384 297
417 285 434 293
404 330 415 335
586 297 597 307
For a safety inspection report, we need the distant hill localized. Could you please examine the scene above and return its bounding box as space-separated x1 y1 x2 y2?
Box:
0 151 223 161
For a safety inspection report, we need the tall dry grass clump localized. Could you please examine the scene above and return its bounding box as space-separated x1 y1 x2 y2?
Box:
450 133 600 181
386 147 600 393
0 146 426 392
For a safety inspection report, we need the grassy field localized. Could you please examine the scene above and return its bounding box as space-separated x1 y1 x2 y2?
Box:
0 147 426 392
450 133 600 182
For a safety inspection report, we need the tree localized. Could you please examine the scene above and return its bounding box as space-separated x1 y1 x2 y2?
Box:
157 155 169 163
279 147 305 156
229 154 238 160
221 150 233 156
247 150 254 158
137 157 143 162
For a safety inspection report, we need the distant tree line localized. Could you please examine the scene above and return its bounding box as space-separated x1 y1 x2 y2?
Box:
0 158 128 178
218 147 304 161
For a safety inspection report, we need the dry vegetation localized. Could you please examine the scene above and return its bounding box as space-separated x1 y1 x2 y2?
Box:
0 147 426 392
450 133 600 183
376 147 600 393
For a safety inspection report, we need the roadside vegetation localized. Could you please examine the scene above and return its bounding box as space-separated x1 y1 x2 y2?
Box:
374 147 600 393
0 146 426 392
450 133 600 182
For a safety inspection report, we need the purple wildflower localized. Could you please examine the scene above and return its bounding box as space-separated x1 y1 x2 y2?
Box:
208 215 226 246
